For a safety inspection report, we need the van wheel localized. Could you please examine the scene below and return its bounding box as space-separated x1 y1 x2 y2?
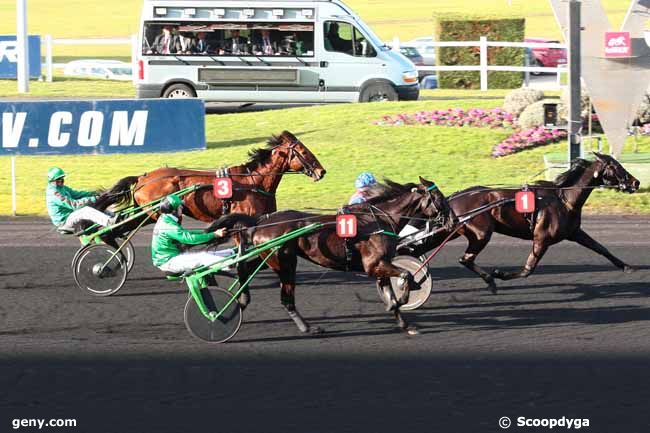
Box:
163 83 196 98
531 58 543 76
360 82 398 102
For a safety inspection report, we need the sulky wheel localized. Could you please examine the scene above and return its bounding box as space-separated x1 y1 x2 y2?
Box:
184 287 242 343
73 244 128 296
376 255 432 311
117 238 136 273
71 238 135 274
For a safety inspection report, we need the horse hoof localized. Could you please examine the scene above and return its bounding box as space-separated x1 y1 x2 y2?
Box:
484 276 498 295
310 326 324 335
492 269 505 279
624 265 636 274
405 326 419 336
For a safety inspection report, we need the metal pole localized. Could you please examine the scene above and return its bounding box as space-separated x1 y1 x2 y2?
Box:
524 51 530 87
11 157 17 216
568 0 582 161
16 0 29 93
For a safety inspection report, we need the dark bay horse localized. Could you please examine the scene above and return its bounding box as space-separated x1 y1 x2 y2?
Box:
212 177 456 335
407 153 640 292
99 131 325 228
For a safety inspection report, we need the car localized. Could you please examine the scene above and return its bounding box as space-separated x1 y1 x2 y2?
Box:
524 37 567 74
63 60 133 81
399 46 424 66
406 36 436 65
420 75 438 89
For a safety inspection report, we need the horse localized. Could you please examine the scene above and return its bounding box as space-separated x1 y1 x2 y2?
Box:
210 177 456 335
404 153 640 292
94 130 325 234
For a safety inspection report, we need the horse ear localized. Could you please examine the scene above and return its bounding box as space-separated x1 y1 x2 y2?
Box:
592 151 604 160
419 176 428 185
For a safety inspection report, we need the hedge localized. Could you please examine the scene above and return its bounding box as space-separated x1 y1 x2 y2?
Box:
434 14 525 90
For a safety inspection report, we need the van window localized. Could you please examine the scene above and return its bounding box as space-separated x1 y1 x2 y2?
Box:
142 22 315 57
324 21 376 57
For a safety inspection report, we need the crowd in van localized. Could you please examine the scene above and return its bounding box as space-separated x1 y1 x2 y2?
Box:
142 22 315 56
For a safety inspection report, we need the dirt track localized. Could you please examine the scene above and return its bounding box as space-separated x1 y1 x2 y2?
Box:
0 216 649 432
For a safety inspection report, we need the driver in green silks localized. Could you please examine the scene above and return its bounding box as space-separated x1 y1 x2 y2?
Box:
151 194 235 275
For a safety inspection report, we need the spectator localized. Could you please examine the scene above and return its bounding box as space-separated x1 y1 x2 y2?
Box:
223 29 249 54
152 25 180 54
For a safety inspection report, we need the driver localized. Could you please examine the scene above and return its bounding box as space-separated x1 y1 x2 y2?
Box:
151 194 235 275
46 167 116 234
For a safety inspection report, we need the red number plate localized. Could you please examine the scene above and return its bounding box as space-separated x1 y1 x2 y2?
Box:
336 214 357 238
515 191 535 213
213 178 233 199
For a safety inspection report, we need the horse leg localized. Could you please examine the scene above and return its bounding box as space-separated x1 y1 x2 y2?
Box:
235 261 251 310
272 248 322 335
458 228 497 293
568 228 634 273
492 240 549 281
368 259 418 335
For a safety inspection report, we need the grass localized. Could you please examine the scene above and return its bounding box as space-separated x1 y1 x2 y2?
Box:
0 76 135 98
0 0 634 59
1 96 649 217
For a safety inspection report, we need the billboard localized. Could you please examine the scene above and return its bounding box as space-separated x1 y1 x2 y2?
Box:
0 99 206 155
0 35 41 79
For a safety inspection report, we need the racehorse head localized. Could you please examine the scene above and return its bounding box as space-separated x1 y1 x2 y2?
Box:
365 177 457 230
593 152 640 193
270 131 326 181
417 176 457 230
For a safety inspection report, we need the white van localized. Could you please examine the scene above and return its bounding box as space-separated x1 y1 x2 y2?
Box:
136 0 419 102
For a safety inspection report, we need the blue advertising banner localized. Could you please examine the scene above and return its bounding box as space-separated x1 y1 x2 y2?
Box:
0 35 41 79
0 99 206 155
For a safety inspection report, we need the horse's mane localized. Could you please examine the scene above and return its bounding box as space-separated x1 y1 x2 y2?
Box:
363 179 418 205
536 158 593 187
244 131 295 169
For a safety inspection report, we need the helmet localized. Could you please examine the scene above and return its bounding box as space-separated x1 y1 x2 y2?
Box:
47 167 66 182
160 194 183 214
355 172 377 189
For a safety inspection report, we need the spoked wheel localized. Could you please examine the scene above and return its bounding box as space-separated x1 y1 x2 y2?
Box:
71 238 135 273
73 244 128 296
376 255 432 311
184 287 243 343
118 238 136 273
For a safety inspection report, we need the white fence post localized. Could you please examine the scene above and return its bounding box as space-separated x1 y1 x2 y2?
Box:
131 34 138 84
11 157 17 216
479 36 488 91
45 34 53 82
524 52 530 87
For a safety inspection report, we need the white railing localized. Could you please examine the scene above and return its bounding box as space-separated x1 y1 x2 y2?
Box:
396 36 568 90
43 35 138 83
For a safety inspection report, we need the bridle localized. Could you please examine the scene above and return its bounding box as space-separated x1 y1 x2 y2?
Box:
282 139 320 179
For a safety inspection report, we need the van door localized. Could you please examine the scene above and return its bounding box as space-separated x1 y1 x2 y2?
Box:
318 20 384 102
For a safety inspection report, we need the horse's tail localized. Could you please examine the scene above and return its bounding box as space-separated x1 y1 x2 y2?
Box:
205 213 258 233
95 175 140 211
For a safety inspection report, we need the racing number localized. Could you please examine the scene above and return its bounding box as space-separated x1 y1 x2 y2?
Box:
336 214 357 238
515 191 535 213
213 178 233 199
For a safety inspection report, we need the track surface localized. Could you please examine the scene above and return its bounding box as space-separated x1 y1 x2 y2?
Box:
0 216 649 432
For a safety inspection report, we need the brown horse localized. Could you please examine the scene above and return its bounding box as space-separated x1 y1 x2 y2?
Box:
211 177 456 335
101 131 326 227
405 153 640 292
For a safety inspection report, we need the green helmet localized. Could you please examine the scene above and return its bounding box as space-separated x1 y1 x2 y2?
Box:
47 167 66 182
164 194 183 211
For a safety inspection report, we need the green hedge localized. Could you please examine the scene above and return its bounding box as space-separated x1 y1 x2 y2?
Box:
434 14 525 89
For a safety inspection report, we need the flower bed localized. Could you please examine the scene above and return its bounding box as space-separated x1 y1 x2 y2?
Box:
491 127 567 158
374 108 567 158
374 108 515 128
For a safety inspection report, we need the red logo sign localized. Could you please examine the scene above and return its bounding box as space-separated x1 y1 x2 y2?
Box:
604 32 631 58
515 191 535 213
336 214 357 238
213 178 233 199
